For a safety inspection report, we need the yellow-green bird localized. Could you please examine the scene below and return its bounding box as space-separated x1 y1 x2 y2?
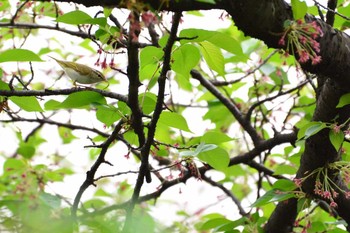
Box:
49 56 107 85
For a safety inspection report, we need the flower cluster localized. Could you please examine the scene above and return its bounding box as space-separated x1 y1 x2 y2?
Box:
293 161 350 210
279 19 323 65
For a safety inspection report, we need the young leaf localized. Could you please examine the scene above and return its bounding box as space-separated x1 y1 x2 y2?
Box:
291 0 307 20
297 121 327 140
329 130 344 151
179 29 243 56
140 46 163 68
274 165 298 175
199 218 232 231
96 105 122 127
337 93 350 108
199 41 225 76
45 91 106 110
56 10 92 24
172 44 200 79
272 179 297 191
201 130 234 144
195 0 215 4
9 96 44 112
179 142 217 157
139 92 157 114
17 143 36 159
58 127 77 144
197 147 229 170
0 49 43 62
251 189 295 207
158 111 192 132
39 192 61 209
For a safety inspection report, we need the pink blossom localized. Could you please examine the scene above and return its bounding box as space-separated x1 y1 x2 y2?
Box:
298 50 310 63
330 201 338 208
101 57 108 69
311 40 320 53
141 11 158 27
94 58 100 67
293 178 302 187
332 190 339 198
332 124 341 133
311 55 322 65
323 191 331 199
306 221 311 228
311 32 319 39
314 187 322 195
299 35 307 45
109 57 115 68
278 36 285 46
294 220 299 227
315 180 322 188
344 191 350 199
276 69 282 77
311 21 324 37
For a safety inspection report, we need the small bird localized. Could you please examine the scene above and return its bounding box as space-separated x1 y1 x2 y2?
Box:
49 56 108 86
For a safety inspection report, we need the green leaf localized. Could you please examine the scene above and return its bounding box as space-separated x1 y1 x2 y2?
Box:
199 218 232 230
39 192 61 209
337 93 350 108
17 143 36 158
251 189 295 207
9 96 44 112
179 29 243 56
85 17 107 26
84 198 106 209
329 130 344 151
180 142 217 157
201 130 234 144
140 46 163 68
274 164 298 175
139 46 163 82
103 7 113 17
0 0 10 11
195 0 216 4
297 121 327 140
158 111 192 132
198 147 229 170
44 91 106 110
291 0 307 20
172 44 200 79
199 41 225 75
3 158 26 175
56 10 92 25
0 79 10 90
45 168 73 182
58 127 77 144
272 179 297 191
96 105 122 127
0 49 43 62
139 93 157 114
